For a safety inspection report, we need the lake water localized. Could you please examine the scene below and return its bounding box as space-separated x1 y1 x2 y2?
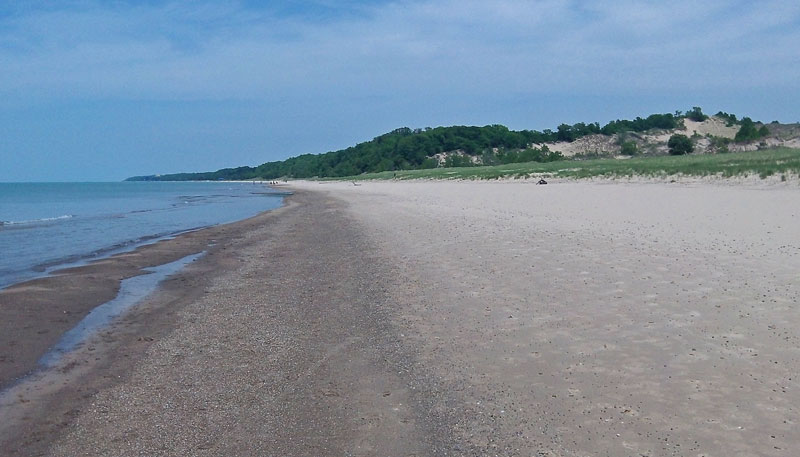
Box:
0 181 284 289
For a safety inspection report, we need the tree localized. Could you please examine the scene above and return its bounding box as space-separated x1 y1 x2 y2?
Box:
735 117 765 142
686 106 708 122
668 134 694 155
556 124 576 142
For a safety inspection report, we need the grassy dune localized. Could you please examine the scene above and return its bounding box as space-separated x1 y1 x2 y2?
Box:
336 147 800 181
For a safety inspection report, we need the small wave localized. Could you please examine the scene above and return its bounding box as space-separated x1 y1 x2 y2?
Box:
0 215 74 227
30 225 210 274
177 195 209 202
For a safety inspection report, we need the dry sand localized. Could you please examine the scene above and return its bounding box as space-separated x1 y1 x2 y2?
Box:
2 179 799 456
290 179 799 456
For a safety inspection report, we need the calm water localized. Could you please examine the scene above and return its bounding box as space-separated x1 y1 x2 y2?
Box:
0 181 284 288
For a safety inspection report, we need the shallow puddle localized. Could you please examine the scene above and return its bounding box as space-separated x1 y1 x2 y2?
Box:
38 251 205 368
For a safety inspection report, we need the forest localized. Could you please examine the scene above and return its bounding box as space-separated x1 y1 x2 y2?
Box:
125 109 731 181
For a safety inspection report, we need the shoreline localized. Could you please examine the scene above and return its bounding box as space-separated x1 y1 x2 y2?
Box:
3 179 799 455
0 191 299 453
0 181 288 291
0 225 207 292
0 188 293 390
0 188 445 455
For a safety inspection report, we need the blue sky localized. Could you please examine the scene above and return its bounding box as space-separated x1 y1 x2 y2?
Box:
1 0 798 181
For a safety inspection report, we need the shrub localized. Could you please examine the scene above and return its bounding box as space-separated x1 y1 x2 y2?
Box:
709 136 731 153
686 106 708 122
620 141 638 156
716 111 738 126
668 134 694 155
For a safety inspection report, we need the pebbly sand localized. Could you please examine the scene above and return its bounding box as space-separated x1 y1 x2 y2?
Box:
1 179 799 456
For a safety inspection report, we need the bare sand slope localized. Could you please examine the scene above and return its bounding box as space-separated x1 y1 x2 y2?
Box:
291 180 800 456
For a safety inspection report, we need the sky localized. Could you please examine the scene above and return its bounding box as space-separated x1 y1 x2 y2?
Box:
1 0 798 181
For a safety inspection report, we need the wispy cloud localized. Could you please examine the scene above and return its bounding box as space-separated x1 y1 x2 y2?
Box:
2 0 798 101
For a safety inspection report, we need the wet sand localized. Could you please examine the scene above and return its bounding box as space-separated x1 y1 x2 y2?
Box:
0 189 445 456
2 179 799 456
0 201 282 390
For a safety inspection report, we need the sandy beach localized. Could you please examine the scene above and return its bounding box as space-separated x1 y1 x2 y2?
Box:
290 179 800 456
2 179 799 456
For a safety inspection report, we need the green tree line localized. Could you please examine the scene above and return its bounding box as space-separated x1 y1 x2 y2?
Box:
128 124 571 180
125 109 758 181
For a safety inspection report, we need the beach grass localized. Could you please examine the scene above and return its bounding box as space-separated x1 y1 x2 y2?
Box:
330 147 800 181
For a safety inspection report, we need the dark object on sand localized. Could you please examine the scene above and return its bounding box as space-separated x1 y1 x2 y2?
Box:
537 179 548 185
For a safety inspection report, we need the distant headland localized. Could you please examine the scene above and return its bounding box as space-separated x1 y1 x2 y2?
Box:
126 107 800 181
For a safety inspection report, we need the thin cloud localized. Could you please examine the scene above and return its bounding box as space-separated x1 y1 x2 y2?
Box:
1 0 798 101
